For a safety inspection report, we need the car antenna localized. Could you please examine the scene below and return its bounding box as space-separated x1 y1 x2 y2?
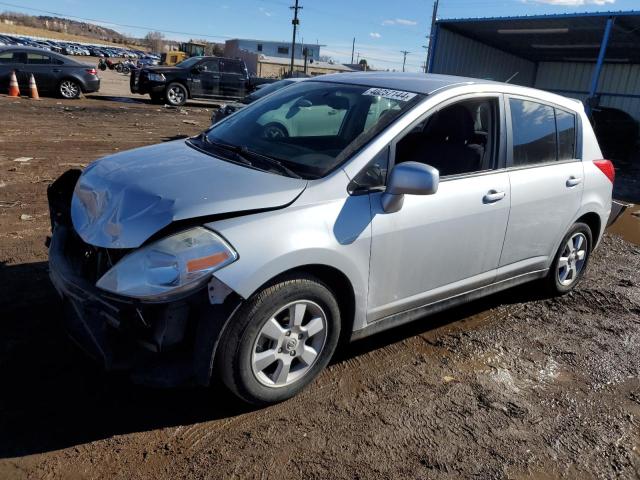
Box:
505 72 519 84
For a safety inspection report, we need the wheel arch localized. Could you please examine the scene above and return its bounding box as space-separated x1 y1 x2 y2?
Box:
252 263 356 342
575 212 601 251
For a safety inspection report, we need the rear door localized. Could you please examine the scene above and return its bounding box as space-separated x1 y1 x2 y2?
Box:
190 59 220 98
25 51 62 92
220 60 247 98
499 96 583 278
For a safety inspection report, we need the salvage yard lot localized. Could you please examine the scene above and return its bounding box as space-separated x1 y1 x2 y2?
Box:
0 94 639 479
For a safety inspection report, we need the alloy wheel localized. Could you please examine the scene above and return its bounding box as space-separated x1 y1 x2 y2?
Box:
60 80 79 98
251 300 328 388
167 86 185 105
557 232 587 286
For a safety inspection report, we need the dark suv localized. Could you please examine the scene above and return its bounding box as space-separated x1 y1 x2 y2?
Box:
130 56 249 106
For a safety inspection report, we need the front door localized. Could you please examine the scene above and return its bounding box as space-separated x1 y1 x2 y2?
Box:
367 95 510 322
499 97 584 276
190 59 220 98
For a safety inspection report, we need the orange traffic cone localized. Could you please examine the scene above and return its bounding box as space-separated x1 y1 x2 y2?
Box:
28 74 39 100
8 70 19 97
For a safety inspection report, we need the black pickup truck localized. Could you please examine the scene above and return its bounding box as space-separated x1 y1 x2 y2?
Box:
130 56 249 106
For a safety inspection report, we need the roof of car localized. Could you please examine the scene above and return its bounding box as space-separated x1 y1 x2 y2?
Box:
311 72 504 95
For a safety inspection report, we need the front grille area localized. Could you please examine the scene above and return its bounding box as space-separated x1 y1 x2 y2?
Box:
65 230 131 283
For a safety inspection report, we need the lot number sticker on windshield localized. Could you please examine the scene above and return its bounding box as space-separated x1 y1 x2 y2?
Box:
363 88 417 102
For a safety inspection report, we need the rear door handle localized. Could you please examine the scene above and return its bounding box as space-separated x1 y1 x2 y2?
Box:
483 190 506 203
566 176 582 187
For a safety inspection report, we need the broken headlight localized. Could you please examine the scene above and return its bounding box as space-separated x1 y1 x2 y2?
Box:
96 227 237 300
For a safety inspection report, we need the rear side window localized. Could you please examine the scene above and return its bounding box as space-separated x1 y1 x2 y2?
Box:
27 53 51 64
556 108 576 160
510 98 578 166
510 99 556 166
222 61 244 74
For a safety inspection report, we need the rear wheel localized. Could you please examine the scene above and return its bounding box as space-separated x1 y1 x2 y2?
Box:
165 82 187 106
545 222 592 294
59 79 81 99
216 274 341 405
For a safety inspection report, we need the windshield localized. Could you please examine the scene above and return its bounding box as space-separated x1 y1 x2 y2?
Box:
175 57 203 69
195 81 422 179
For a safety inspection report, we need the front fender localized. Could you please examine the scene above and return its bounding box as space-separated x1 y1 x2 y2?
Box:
206 192 372 332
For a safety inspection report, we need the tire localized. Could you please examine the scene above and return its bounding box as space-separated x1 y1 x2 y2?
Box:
216 274 341 405
115 64 123 73
261 122 289 139
545 222 592 295
165 82 188 106
59 79 81 99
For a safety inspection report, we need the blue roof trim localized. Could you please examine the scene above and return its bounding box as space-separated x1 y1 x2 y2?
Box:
436 10 640 24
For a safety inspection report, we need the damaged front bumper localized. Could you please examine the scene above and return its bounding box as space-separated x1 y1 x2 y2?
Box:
47 171 242 387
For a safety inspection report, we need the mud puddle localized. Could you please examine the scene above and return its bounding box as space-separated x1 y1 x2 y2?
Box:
607 203 640 246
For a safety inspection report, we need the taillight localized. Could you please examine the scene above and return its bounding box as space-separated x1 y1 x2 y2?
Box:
86 68 97 75
593 159 615 183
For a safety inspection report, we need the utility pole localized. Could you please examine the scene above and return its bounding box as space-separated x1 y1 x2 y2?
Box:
351 37 355 64
400 50 410 72
426 0 440 73
290 0 302 75
421 41 429 73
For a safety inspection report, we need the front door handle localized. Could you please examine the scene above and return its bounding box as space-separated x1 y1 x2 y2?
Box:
566 176 582 187
483 190 506 203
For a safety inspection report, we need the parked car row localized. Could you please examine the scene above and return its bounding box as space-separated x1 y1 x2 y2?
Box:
0 33 158 61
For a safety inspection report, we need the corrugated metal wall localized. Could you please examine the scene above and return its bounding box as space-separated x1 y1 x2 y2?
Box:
431 28 536 86
535 62 640 121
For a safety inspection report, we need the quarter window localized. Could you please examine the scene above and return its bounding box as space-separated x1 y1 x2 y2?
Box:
556 109 576 160
510 99 556 166
222 61 244 74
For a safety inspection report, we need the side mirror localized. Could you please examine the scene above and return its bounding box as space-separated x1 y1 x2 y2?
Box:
381 162 439 213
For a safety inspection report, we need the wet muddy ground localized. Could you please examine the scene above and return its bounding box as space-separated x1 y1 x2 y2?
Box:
0 94 639 479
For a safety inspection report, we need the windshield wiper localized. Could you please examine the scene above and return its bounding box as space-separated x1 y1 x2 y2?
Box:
191 134 253 167
235 147 303 179
191 134 302 178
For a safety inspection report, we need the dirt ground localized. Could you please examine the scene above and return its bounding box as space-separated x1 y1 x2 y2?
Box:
1 86 640 479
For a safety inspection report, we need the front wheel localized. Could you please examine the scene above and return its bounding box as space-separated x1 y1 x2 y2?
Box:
59 79 81 99
165 82 188 106
216 274 341 405
545 222 592 294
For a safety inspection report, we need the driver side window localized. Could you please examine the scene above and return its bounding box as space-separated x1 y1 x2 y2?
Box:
394 97 499 177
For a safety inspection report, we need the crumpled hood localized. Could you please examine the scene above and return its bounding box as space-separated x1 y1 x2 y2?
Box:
71 140 307 248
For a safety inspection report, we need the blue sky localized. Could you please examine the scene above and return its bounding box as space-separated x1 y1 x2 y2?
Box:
2 0 638 71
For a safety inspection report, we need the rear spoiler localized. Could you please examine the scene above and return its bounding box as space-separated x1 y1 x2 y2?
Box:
607 200 630 227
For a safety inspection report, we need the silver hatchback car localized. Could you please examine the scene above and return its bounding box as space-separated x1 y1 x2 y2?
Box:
48 73 616 405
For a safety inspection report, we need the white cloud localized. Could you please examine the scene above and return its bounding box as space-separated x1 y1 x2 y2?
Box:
369 32 382 38
528 0 614 4
382 18 418 26
259 7 273 16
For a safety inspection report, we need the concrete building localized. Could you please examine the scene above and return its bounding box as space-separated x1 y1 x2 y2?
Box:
428 11 640 121
224 38 352 78
224 38 322 62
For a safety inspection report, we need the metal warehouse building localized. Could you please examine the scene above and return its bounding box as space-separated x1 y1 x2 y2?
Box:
428 11 640 121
